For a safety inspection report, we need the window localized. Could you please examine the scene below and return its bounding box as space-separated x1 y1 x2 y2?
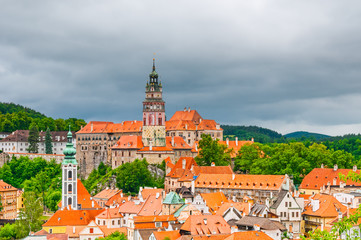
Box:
49 229 53 233
285 202 288 207
289 202 292 207
155 222 162 228
68 197 72 206
68 184 72 192
292 212 294 218
112 220 115 225
68 170 72 179
89 228 94 233
296 212 299 217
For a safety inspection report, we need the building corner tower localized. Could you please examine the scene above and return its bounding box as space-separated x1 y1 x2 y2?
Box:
61 127 78 210
142 59 166 147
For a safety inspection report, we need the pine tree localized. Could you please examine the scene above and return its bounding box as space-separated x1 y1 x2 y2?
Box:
45 127 53 154
27 123 39 153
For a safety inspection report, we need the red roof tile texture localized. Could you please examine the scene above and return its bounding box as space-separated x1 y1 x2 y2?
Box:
224 231 273 240
93 189 121 200
200 192 229 214
195 174 286 191
43 208 104 227
299 167 361 190
303 194 347 218
181 215 231 235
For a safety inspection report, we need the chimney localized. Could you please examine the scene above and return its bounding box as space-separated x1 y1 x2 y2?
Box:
91 122 93 132
150 141 153 151
156 192 160 199
185 124 188 130
195 143 198 151
203 218 207 225
172 136 174 147
353 165 357 172
182 159 186 169
251 138 254 142
226 138 229 147
312 199 320 212
73 226 76 234
92 200 94 208
333 177 337 185
211 162 215 167
334 164 338 171
184 107 187 112
232 173 235 180
321 163 324 168
121 192 123 197
253 224 260 231
188 107 190 112
235 137 238 146
81 125 83 129
191 180 195 193
191 164 194 171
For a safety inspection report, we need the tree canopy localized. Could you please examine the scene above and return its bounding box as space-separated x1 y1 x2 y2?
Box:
195 134 231 166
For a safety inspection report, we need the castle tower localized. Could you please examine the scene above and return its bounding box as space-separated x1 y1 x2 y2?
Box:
61 127 78 210
142 59 166 147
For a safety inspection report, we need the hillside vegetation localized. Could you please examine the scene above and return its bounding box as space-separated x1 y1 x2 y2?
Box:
221 125 284 143
0 102 86 132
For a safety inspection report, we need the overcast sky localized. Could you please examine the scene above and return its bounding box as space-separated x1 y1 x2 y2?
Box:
1 1 361 136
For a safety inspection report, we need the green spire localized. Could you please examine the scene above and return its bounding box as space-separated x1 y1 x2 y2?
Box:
149 58 159 79
62 126 77 165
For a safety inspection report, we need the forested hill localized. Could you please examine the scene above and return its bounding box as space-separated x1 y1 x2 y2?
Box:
221 125 284 143
284 131 331 140
0 102 45 118
0 102 86 132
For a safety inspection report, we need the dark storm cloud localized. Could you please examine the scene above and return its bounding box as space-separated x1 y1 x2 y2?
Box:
1 1 361 135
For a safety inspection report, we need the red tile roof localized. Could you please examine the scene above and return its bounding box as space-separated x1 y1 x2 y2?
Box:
137 194 163 216
96 207 123 219
224 231 273 240
303 194 347 218
195 174 286 191
43 208 103 227
200 192 229 214
0 180 17 192
180 215 231 235
140 188 163 200
138 136 192 152
152 230 181 240
167 157 198 178
134 215 177 229
118 201 143 214
105 193 129 207
192 166 233 176
215 202 250 216
169 110 203 123
112 135 143 149
299 167 361 190
93 189 121 200
218 140 253 158
76 121 114 134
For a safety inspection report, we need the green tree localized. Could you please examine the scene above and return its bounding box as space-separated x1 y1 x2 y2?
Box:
234 143 263 173
45 127 53 154
45 190 61 212
195 134 231 166
16 191 43 237
98 231 127 240
116 159 157 194
27 123 39 153
0 223 17 239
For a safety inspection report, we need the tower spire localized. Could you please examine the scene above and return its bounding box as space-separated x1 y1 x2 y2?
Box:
153 58 156 71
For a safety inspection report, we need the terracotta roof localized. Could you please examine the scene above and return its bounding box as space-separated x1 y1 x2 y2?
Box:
76 121 114 134
112 135 143 149
43 208 103 227
166 120 197 131
224 231 273 240
0 180 17 192
107 121 142 133
137 194 163 216
200 192 229 214
192 166 233 176
93 189 121 200
190 234 231 240
218 140 253 158
180 215 231 235
152 230 181 240
215 202 250 216
303 194 347 218
96 207 123 219
169 109 203 123
65 226 86 238
197 119 222 131
134 215 177 223
195 174 286 191
165 157 175 169
140 188 163 200
105 193 129 207
118 201 143 214
167 157 198 178
299 167 361 190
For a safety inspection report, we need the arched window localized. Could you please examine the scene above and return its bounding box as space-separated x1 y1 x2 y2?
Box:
68 170 72 179
68 197 72 206
68 184 72 192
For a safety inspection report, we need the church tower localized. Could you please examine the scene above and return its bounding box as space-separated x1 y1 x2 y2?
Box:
142 59 166 147
61 127 78 210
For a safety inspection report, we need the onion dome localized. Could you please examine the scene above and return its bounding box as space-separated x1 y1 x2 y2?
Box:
62 126 78 165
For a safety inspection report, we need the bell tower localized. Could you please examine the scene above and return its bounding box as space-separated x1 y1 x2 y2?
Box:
61 127 78 210
142 59 166 147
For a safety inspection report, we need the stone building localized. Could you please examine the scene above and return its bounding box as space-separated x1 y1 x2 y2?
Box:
0 130 76 155
0 180 18 219
76 60 222 177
